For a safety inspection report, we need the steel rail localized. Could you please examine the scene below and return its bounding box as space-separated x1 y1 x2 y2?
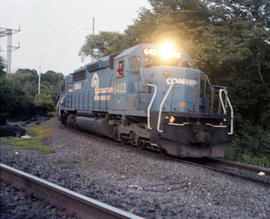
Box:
0 163 144 219
203 157 270 175
180 157 270 186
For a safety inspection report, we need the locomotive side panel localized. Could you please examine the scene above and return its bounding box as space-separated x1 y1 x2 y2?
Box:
89 68 113 112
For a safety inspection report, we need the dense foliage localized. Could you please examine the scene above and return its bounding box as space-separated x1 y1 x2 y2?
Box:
0 57 5 78
80 31 126 59
34 94 55 112
0 63 64 115
80 0 270 167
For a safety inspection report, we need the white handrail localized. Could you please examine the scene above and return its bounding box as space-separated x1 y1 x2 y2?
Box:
226 95 234 135
146 84 157 129
56 95 65 117
168 122 189 127
205 123 226 128
157 84 174 132
219 89 234 135
219 89 227 115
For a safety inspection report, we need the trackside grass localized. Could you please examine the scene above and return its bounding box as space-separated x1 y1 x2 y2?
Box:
0 117 55 153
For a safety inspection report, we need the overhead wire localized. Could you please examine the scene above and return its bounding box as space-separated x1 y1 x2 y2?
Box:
45 0 81 32
26 0 78 50
61 0 83 29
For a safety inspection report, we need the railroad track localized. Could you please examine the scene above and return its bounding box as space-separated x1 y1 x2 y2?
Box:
0 163 144 219
180 157 270 186
63 124 270 186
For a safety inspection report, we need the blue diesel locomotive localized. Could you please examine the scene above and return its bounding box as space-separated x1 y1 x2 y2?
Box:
58 43 234 157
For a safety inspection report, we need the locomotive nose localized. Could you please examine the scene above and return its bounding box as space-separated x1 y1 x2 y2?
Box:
192 126 210 144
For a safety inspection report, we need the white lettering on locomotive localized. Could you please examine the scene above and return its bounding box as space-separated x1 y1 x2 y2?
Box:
166 78 197 86
91 72 126 101
113 82 126 94
74 82 82 90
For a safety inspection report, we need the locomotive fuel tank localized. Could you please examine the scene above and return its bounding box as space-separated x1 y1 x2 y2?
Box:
76 116 114 138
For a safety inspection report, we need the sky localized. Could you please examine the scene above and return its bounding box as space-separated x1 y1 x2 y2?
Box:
0 0 151 75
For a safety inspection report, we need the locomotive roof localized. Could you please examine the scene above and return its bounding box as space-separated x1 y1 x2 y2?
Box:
114 43 157 59
114 44 142 59
70 43 192 76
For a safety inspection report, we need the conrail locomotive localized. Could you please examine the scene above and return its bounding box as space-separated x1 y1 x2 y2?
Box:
58 42 234 157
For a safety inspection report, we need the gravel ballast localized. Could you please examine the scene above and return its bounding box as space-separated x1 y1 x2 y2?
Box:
0 181 79 219
1 118 270 218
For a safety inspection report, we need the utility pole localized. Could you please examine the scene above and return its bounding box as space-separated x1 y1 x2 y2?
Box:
92 17 95 36
0 26 21 78
91 17 95 62
38 66 41 95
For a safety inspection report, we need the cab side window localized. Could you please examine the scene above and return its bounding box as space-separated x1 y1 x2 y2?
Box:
117 60 124 77
131 56 141 74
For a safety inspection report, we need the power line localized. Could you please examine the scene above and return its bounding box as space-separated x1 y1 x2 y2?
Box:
62 1 82 29
26 0 78 50
45 0 81 32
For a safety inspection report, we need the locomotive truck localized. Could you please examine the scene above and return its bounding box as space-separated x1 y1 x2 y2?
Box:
58 42 233 157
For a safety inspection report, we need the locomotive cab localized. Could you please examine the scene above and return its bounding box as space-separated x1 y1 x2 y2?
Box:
135 44 233 157
108 43 233 157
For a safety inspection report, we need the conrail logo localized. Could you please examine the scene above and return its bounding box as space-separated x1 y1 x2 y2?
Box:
166 78 197 86
90 72 126 101
91 72 99 89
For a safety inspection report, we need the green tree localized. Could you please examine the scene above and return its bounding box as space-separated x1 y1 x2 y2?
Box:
41 70 64 104
0 65 63 117
80 31 126 59
11 68 38 103
0 78 28 114
0 57 5 78
34 94 54 112
10 69 63 106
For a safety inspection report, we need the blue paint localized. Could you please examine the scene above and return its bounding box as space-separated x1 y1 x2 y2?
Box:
60 44 202 116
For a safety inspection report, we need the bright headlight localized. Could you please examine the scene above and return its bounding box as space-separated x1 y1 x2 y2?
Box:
158 42 181 60
173 52 181 59
143 42 181 60
159 42 174 60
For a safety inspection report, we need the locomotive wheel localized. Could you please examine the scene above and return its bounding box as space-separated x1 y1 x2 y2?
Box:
119 135 125 144
113 127 119 142
138 138 146 150
129 131 139 147
67 115 76 129
119 134 128 145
